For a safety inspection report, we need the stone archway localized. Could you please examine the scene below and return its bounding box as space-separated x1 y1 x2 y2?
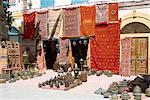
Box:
120 12 150 75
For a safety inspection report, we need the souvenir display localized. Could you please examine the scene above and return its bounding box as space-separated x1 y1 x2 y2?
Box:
108 82 119 95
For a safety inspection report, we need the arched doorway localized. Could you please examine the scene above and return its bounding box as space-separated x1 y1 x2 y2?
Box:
121 22 150 75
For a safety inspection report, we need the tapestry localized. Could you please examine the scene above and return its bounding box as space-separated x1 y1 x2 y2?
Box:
23 12 36 40
48 9 62 39
36 11 48 39
96 4 108 24
90 22 120 74
80 6 96 36
63 8 80 37
120 37 132 76
108 3 118 22
59 39 70 64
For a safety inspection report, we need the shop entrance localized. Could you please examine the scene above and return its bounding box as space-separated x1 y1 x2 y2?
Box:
131 37 148 75
70 38 89 70
43 39 58 69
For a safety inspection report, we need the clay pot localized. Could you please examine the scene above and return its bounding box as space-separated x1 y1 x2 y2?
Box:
145 85 150 97
119 79 128 94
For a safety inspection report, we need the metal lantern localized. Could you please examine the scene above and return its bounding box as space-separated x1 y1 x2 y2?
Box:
80 58 84 71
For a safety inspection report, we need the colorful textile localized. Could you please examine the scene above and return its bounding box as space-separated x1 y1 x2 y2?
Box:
40 0 54 8
48 9 62 39
108 3 118 22
36 11 48 39
90 22 120 74
71 0 89 4
63 8 80 37
59 39 70 64
80 6 96 36
96 4 108 24
23 12 36 40
120 38 132 76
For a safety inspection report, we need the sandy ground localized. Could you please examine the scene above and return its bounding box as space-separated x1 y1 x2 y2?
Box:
0 70 149 100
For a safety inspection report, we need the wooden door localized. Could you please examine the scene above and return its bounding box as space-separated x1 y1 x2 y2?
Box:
131 38 148 75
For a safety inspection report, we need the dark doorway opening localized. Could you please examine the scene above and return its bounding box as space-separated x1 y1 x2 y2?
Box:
43 39 58 69
70 38 89 70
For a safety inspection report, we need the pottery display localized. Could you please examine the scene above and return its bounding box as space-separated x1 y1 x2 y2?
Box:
133 85 142 100
96 70 103 76
145 85 150 97
120 91 131 100
119 79 128 94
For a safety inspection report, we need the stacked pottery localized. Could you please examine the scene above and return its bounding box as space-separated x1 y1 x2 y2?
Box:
120 91 131 100
108 82 119 95
96 70 103 76
133 85 142 100
80 70 87 82
145 85 150 97
119 79 128 94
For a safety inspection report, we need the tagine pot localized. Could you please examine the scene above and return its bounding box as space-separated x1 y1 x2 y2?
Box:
145 85 150 97
96 70 103 76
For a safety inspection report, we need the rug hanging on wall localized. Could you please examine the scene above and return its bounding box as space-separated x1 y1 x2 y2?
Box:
80 6 96 36
90 22 120 74
36 11 48 39
23 12 36 40
120 37 132 76
108 3 118 22
62 8 80 37
96 4 108 24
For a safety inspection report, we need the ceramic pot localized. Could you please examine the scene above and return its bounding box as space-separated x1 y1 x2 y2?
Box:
49 79 53 88
133 85 142 100
96 70 103 76
145 85 150 97
106 70 113 77
119 79 128 94
111 94 118 100
120 91 131 100
55 80 59 88
103 91 110 98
